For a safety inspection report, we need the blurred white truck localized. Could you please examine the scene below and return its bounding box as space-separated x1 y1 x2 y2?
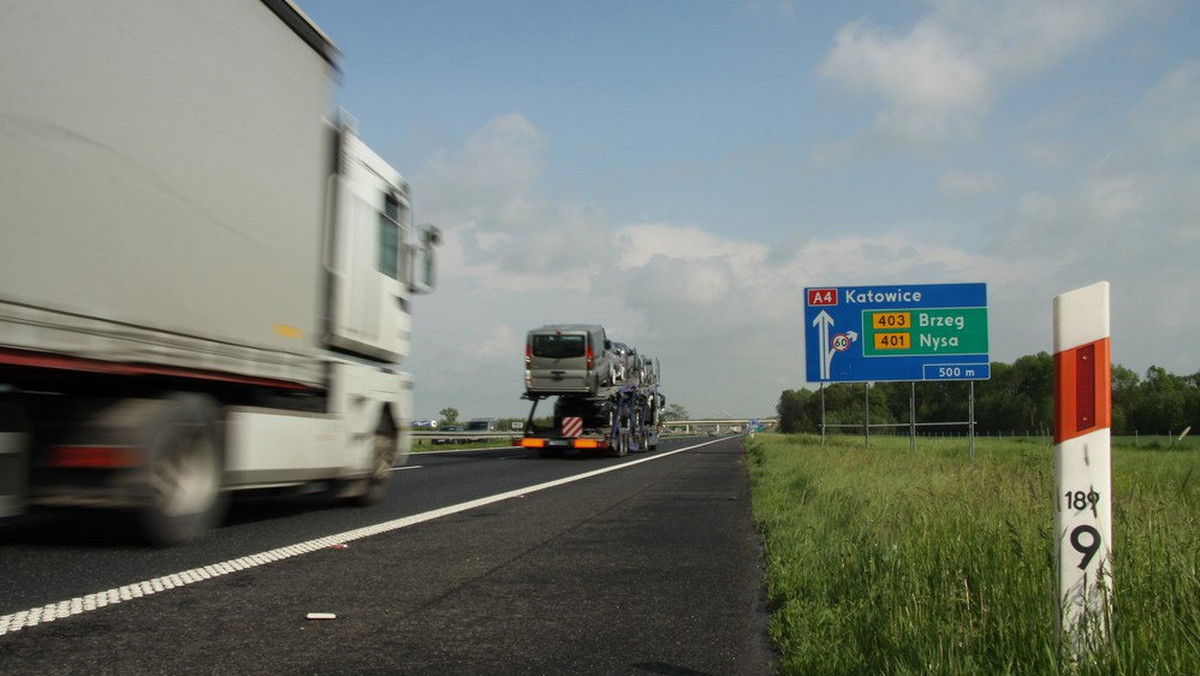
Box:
0 0 437 543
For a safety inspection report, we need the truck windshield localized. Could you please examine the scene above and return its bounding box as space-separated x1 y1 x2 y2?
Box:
532 334 585 359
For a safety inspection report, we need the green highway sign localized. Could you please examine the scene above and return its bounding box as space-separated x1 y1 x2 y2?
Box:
861 307 988 357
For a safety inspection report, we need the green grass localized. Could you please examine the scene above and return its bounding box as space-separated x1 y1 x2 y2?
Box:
746 433 1199 675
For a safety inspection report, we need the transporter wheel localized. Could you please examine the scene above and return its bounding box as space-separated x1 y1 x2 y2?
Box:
138 394 225 546
344 418 397 507
610 428 630 457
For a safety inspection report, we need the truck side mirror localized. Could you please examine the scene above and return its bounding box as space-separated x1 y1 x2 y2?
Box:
411 224 440 294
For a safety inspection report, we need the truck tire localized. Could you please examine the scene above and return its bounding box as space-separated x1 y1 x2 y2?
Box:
138 394 225 546
610 429 630 457
0 396 31 518
342 418 396 507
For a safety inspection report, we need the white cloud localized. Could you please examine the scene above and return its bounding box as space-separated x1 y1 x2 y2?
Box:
420 113 545 228
1131 60 1200 154
416 112 614 289
1020 142 1072 167
614 223 767 271
940 169 1004 203
814 0 1149 160
819 18 988 147
987 160 1200 374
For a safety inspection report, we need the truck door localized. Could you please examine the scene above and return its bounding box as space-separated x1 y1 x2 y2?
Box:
327 126 412 363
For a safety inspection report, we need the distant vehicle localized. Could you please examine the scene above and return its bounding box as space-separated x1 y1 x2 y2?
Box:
520 325 663 457
411 420 439 430
466 418 499 432
432 425 462 445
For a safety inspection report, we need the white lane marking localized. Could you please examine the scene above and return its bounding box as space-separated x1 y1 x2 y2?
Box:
414 446 511 456
0 437 731 637
389 465 423 472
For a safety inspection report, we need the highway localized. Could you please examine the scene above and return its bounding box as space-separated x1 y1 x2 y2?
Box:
0 435 774 674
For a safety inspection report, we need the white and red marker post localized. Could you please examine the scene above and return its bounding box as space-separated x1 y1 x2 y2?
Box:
1053 281 1113 657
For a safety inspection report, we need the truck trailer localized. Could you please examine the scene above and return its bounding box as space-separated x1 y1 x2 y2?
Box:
520 325 663 457
0 0 437 543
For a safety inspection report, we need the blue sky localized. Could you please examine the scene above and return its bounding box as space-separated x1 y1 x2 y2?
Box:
297 0 1199 420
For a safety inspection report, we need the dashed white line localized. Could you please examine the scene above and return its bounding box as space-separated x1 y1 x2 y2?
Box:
0 438 730 637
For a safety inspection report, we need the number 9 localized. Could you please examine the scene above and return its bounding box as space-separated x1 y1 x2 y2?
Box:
1070 525 1101 570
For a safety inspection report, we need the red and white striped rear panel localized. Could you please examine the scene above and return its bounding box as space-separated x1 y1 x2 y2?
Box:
562 416 583 438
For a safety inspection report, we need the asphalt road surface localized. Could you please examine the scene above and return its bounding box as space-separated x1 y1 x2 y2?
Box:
0 435 775 675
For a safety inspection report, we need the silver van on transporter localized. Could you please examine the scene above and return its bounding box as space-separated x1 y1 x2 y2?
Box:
525 324 615 395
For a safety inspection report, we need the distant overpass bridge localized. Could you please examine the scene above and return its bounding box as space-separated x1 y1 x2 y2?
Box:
661 418 777 434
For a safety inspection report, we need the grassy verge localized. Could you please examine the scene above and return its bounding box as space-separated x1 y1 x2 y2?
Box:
746 433 1199 675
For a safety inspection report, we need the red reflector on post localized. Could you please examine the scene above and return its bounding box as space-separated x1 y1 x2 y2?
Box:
1076 343 1096 431
49 445 140 468
1053 337 1111 443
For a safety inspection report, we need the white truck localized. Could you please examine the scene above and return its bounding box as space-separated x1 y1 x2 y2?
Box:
0 0 437 543
520 326 664 457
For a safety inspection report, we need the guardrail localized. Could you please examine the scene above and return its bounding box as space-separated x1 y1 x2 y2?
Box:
410 428 712 447
409 431 519 447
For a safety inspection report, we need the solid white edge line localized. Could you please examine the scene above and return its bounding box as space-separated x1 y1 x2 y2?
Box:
0 437 734 637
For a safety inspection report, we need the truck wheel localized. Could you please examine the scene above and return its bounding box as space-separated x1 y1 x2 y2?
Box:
0 396 31 518
138 395 224 546
611 430 630 457
344 420 396 507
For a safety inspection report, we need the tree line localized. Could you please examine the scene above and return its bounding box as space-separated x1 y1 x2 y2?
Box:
777 353 1199 437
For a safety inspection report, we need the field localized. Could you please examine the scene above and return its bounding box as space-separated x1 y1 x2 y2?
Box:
746 433 1199 675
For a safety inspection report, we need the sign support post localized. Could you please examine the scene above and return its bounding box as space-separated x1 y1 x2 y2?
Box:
863 383 870 447
819 383 826 446
909 383 916 452
969 381 976 459
1053 281 1113 658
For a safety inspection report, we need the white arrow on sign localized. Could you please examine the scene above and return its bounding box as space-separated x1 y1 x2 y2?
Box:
827 331 858 378
812 310 834 380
